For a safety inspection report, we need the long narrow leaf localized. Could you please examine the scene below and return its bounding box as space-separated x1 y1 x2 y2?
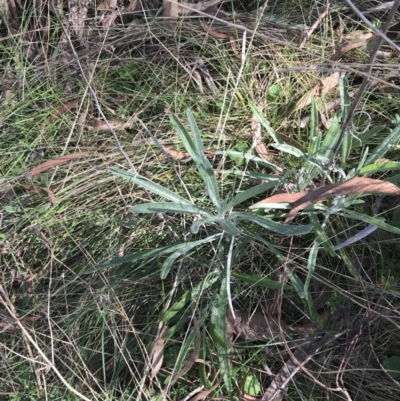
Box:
271 143 305 158
340 76 351 166
171 111 220 208
211 277 232 391
227 182 277 209
163 269 219 324
232 272 291 290
161 234 222 279
365 123 400 165
216 151 283 172
186 109 205 155
170 114 199 163
249 102 283 144
304 241 325 327
234 212 312 235
110 168 190 204
359 161 400 175
88 243 189 274
130 202 211 216
308 212 335 256
342 210 400 235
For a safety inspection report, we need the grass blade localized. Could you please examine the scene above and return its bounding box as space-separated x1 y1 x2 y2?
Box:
88 243 189 273
271 143 305 158
110 168 190 204
365 123 400 165
342 210 400 235
232 271 291 290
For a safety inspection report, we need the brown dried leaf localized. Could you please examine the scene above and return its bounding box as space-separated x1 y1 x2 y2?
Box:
292 72 341 113
150 324 168 379
43 99 79 127
252 101 270 162
162 0 181 28
97 0 117 10
68 0 89 41
29 152 90 177
331 31 373 61
162 147 190 160
253 177 400 223
87 118 134 131
21 185 56 205
188 376 223 401
253 191 308 206
170 316 201 384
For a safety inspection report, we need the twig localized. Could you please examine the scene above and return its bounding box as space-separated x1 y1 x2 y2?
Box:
300 2 330 48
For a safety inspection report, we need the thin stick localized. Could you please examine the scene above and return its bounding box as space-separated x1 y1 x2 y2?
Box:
300 2 330 48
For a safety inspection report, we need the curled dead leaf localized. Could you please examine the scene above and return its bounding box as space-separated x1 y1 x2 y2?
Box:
252 177 400 223
29 152 90 177
251 101 271 162
21 185 56 205
291 72 341 113
150 324 169 379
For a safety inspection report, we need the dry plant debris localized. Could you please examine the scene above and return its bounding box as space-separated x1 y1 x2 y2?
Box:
252 177 400 223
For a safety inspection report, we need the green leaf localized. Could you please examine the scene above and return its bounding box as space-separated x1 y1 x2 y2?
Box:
383 356 400 379
211 277 232 391
234 212 312 235
268 84 283 101
358 125 385 143
170 111 220 208
365 123 400 165
244 374 261 396
308 212 335 256
231 271 291 290
110 168 190 204
320 117 340 158
216 151 283 172
286 267 305 298
342 210 400 235
87 244 187 274
161 234 222 279
130 202 211 216
310 97 318 151
221 170 281 182
163 269 219 324
339 76 352 166
228 141 250 166
359 161 400 175
227 182 277 209
271 143 305 158
304 241 325 327
170 114 198 162
249 102 283 144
